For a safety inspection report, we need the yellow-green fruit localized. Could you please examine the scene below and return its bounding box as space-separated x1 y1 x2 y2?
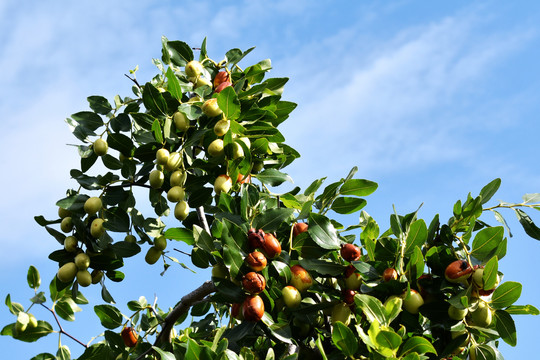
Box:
64 236 78 252
202 98 223 117
173 111 190 132
167 186 185 202
214 175 232 194
75 253 91 270
208 139 225 157
84 197 102 215
124 234 137 243
156 148 170 166
214 119 230 136
145 246 162 265
77 270 92 287
58 207 71 219
174 200 190 221
471 301 492 327
57 262 78 283
212 264 229 279
231 142 244 159
27 314 38 328
194 76 212 89
15 313 29 333
60 217 73 233
91 269 104 284
149 170 165 189
345 272 363 290
448 305 468 320
165 152 182 172
154 235 167 251
90 218 106 238
331 303 352 325
170 170 187 187
185 60 203 78
93 138 108 156
282 286 302 308
252 161 264 173
238 137 251 150
403 290 424 314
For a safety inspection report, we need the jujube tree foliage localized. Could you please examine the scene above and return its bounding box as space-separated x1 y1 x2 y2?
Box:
3 36 540 360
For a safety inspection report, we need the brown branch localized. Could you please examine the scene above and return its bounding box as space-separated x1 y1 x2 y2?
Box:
40 303 87 349
154 281 216 345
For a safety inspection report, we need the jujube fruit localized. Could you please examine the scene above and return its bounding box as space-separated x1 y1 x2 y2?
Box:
57 262 78 283
76 270 92 287
340 243 361 262
74 253 90 270
248 228 265 249
174 200 190 221
213 71 230 88
342 289 356 305
90 218 106 238
243 295 264 322
213 119 230 136
403 289 424 314
167 186 185 202
185 60 203 78
242 272 266 294
448 305 468 320
245 251 267 272
145 246 162 265
445 260 473 284
292 222 308 237
214 175 232 194
261 233 281 259
64 236 78 252
173 111 189 132
170 170 186 187
165 152 182 172
382 267 398 282
331 303 352 325
289 265 313 293
121 327 139 348
470 301 492 327
58 207 71 219
149 169 165 189
154 235 167 251
208 139 225 157
84 197 102 215
155 148 170 165
93 138 108 156
60 217 73 233
202 98 223 117
282 286 302 308
215 81 232 93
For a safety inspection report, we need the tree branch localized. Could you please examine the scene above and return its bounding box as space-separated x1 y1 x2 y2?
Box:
154 281 216 345
196 206 211 234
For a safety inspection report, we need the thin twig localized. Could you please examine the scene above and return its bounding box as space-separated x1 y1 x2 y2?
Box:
196 206 211 234
40 303 87 349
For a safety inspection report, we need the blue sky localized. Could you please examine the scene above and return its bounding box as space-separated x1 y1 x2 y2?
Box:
1 0 540 358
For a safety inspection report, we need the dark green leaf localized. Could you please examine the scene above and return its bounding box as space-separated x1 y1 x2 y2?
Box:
515 209 540 240
253 208 295 232
55 300 76 322
103 207 130 232
307 213 341 250
94 305 122 329
7 320 53 342
479 179 501 205
165 40 193 67
164 227 195 245
27 266 40 290
111 241 141 258
491 281 522 309
299 259 345 276
217 86 241 120
255 168 292 186
106 133 133 157
399 336 437 356
470 226 504 262
30 353 56 360
340 179 378 197
404 220 427 255
331 197 367 214
494 310 517 346
331 322 358 356
71 111 103 131
354 294 386 325
143 82 167 116
88 96 112 115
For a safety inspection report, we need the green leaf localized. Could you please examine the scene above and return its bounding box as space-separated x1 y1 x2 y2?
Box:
307 213 341 250
483 256 498 290
143 82 167 116
404 219 427 255
30 353 55 360
221 222 246 279
165 67 182 100
494 310 517 346
71 111 103 131
103 207 130 232
255 168 292 186
217 86 241 120
331 197 367 214
27 266 40 290
470 226 504 262
491 281 522 309
299 259 346 276
399 336 437 356
55 299 77 322
253 208 295 232
479 178 501 205
152 346 176 360
6 320 54 342
110 241 141 258
375 329 402 353
331 322 358 356
110 113 131 132
339 179 378 197
56 345 70 360
470 344 497 360
152 119 163 143
514 209 540 240
165 40 193 67
505 304 540 315
106 133 133 157
164 227 195 245
354 294 387 325
94 305 122 329
87 96 112 115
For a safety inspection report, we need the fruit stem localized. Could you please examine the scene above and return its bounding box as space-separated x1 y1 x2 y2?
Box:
455 234 473 266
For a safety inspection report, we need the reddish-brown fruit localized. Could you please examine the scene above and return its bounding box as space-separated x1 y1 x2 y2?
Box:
290 265 313 293
293 222 309 237
382 268 398 282
344 265 356 278
243 295 265 321
242 272 266 294
417 273 433 299
248 228 266 250
340 243 361 262
121 327 138 348
245 251 267 272
237 173 251 184
231 303 243 320
445 260 473 284
213 71 230 88
262 233 282 259
342 289 356 304
215 81 232 93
